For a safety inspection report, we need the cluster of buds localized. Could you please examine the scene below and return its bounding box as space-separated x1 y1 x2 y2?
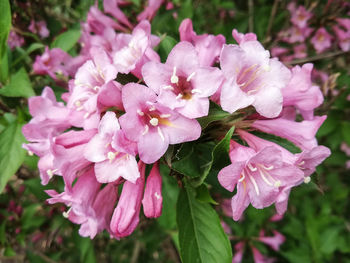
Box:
24 0 330 239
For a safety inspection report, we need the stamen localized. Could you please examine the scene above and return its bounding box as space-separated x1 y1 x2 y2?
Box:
259 169 273 186
62 208 71 218
304 176 311 184
160 114 171 118
150 118 159 126
28 150 34 156
191 89 202 94
171 67 179 84
163 85 174 91
107 151 116 162
149 106 156 111
238 171 246 182
248 163 257 171
84 112 90 119
176 94 183 100
75 100 82 107
157 127 165 141
249 175 260 196
187 72 196 81
154 192 161 200
262 164 274 170
274 180 281 187
47 169 58 179
142 125 149 135
137 109 144 116
299 161 305 166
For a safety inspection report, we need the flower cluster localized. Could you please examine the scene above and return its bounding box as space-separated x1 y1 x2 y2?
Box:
271 1 350 61
23 0 330 239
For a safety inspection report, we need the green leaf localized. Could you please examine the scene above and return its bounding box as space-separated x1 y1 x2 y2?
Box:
157 165 180 230
0 68 35 98
51 29 81 52
189 126 235 186
158 35 177 62
21 204 46 230
341 122 350 145
0 120 26 193
195 184 218 205
0 0 11 58
176 183 232 263
197 102 230 129
0 48 9 83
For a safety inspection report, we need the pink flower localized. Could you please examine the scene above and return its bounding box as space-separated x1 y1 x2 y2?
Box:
46 168 117 238
257 230 285 251
137 0 164 21
103 0 133 29
251 246 275 263
333 19 350 52
142 41 223 119
311 28 332 53
179 19 226 66
87 5 127 34
142 162 163 218
283 26 313 43
110 162 145 238
220 41 291 118
270 47 288 58
7 30 24 49
66 46 118 129
290 5 313 28
293 44 307 59
84 111 140 183
112 20 160 77
282 63 324 120
119 83 201 163
232 29 257 44
252 115 327 151
33 47 71 80
238 129 330 185
218 140 304 220
28 20 49 38
232 241 245 263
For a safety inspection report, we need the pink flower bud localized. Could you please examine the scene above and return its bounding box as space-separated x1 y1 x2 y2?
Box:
110 162 145 238
142 162 163 218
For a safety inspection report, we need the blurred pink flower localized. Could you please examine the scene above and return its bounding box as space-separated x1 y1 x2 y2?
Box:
311 27 332 53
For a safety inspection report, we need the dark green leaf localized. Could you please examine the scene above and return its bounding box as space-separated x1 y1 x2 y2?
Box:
0 67 35 98
51 29 81 52
0 0 11 58
197 102 230 129
195 184 218 205
158 35 177 62
0 120 26 193
157 165 179 230
341 122 350 145
176 183 232 263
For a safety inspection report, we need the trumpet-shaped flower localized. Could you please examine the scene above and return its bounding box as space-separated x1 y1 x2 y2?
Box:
142 41 223 119
218 141 304 220
84 111 139 183
220 41 291 118
119 83 201 163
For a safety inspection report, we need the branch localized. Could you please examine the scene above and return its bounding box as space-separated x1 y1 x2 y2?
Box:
286 50 349 65
248 0 254 32
264 0 279 43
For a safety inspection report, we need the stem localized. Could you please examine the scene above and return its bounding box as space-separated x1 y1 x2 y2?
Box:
130 240 142 263
286 50 349 65
248 0 254 32
264 0 279 43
